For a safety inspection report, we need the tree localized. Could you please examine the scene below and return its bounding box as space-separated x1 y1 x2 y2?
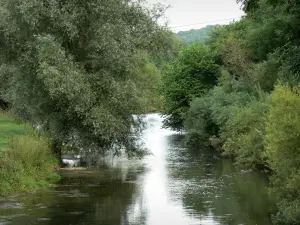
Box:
237 0 260 13
161 43 220 130
0 0 175 158
265 84 300 224
163 0 300 222
207 21 252 77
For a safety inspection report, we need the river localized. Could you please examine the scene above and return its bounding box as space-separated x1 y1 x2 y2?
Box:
0 114 276 225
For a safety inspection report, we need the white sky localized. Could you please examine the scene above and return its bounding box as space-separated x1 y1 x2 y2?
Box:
147 0 245 32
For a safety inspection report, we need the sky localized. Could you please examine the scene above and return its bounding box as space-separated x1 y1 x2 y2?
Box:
147 0 245 32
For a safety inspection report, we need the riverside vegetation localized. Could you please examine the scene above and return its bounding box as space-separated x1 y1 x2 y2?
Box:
0 111 60 196
0 0 180 196
0 0 300 224
162 0 300 224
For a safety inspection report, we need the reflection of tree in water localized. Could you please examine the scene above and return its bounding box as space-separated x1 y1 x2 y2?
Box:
165 134 276 225
0 133 277 225
49 167 147 225
1 166 147 225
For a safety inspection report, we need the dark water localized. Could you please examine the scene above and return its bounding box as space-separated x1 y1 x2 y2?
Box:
0 114 276 225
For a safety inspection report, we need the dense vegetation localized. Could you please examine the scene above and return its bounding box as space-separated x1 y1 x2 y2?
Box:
161 0 300 223
0 0 178 160
177 25 219 45
1 0 299 222
0 0 180 195
0 111 59 196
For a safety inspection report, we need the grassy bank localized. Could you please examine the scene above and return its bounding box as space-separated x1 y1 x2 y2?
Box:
0 111 60 196
0 111 25 151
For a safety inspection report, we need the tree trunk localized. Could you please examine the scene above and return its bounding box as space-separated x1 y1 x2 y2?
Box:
53 140 63 166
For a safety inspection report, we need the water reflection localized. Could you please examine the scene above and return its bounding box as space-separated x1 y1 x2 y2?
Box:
165 134 276 225
0 114 276 225
0 167 146 225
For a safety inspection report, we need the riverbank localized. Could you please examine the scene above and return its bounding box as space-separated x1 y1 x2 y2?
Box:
0 111 60 197
0 114 275 225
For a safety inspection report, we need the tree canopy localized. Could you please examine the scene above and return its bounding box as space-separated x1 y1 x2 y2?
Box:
0 0 177 158
161 43 220 130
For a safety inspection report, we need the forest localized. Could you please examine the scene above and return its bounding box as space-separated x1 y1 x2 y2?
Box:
161 0 300 224
177 25 219 45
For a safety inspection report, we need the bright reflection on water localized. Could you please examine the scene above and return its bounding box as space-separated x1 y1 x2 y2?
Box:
0 114 276 225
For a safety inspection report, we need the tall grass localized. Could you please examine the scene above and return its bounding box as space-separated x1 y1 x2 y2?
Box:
0 111 60 196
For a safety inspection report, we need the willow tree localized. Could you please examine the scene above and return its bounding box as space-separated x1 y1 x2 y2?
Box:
0 0 175 158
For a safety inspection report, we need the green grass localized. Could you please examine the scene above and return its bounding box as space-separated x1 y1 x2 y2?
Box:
0 110 60 197
0 111 26 150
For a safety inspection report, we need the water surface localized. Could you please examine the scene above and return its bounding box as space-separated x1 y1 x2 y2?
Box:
0 114 276 225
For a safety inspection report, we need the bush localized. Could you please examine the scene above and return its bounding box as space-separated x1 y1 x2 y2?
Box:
265 84 300 223
222 97 269 169
185 96 217 147
185 68 269 169
184 70 253 149
161 43 220 130
249 56 280 92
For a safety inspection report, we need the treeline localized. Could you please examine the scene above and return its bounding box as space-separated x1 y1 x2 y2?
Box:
0 0 179 161
177 25 219 45
161 0 300 224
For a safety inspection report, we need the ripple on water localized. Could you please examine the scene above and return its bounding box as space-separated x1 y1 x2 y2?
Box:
0 202 23 210
36 218 50 221
69 211 85 215
0 219 9 225
56 190 89 198
35 204 47 209
0 213 28 224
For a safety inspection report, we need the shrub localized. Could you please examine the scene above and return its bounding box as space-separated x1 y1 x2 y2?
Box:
249 56 280 92
222 97 269 169
265 84 300 224
161 43 220 130
185 96 217 147
184 72 253 150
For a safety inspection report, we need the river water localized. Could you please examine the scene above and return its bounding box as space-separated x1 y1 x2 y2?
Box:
0 114 276 225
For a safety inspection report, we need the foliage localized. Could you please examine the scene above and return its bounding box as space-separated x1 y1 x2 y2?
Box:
208 20 252 77
265 85 300 224
0 0 177 158
136 62 163 111
185 70 257 155
0 64 15 109
237 0 260 13
162 0 300 221
185 95 216 147
222 96 268 169
248 55 280 92
161 43 220 130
